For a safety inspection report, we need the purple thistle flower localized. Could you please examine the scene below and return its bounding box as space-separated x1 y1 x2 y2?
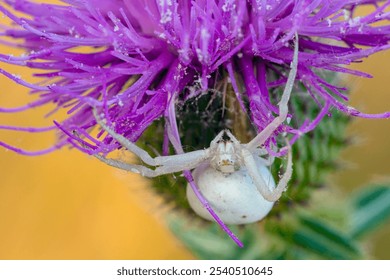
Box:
1 0 389 154
1 0 390 247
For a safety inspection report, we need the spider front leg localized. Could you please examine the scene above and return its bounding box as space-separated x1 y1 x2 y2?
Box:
253 148 275 166
92 109 162 167
93 154 162 177
93 152 213 177
92 109 211 176
246 32 299 151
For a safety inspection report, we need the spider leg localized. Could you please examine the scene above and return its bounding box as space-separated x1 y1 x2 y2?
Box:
92 109 210 169
210 130 226 147
94 154 158 177
253 148 275 166
93 109 157 166
242 142 292 202
246 33 299 151
252 147 269 157
94 153 210 178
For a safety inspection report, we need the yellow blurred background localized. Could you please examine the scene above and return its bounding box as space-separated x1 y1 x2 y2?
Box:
0 1 389 259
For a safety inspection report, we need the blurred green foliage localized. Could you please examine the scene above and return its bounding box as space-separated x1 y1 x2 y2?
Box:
168 185 390 260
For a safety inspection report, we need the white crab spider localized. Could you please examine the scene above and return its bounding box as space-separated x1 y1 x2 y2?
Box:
91 33 298 225
186 129 291 223
186 134 279 224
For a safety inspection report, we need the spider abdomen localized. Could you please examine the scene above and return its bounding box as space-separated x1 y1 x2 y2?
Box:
186 158 275 225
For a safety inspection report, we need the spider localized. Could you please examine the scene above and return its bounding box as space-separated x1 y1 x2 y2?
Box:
89 33 298 246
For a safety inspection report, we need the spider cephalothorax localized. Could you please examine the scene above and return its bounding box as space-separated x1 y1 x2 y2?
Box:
210 134 243 175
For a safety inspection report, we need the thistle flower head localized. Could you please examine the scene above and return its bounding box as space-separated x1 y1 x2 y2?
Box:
1 0 390 155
